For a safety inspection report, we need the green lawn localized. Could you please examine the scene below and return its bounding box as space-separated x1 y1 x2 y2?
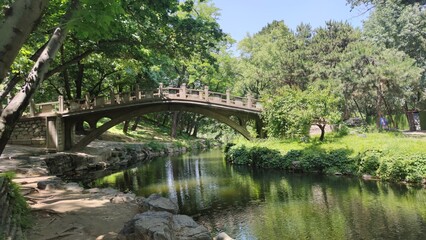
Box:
233 132 426 157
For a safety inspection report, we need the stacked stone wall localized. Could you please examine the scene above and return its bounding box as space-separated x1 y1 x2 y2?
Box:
0 177 25 240
9 117 46 147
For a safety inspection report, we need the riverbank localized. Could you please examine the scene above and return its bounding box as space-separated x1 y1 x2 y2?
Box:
225 132 426 184
0 138 218 239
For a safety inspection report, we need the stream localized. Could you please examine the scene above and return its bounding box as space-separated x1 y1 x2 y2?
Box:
94 149 426 239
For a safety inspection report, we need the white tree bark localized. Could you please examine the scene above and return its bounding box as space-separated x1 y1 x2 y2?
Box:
0 0 49 82
0 26 67 153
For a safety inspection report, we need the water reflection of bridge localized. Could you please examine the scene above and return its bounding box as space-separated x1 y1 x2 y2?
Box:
11 84 263 151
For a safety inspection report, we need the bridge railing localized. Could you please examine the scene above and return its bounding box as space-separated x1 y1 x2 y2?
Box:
25 84 262 115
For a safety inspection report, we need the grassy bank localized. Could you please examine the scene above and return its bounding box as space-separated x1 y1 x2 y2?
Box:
95 118 217 150
225 132 426 184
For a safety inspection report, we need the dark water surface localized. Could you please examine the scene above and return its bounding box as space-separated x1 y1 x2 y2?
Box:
94 149 426 240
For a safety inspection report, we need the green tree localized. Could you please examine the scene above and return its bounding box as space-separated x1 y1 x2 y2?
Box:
335 41 423 129
262 84 341 141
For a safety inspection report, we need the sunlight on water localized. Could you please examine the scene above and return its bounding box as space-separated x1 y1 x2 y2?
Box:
95 149 426 240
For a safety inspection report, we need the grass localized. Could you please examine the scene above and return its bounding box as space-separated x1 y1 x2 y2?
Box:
226 131 426 183
97 118 197 144
232 132 426 157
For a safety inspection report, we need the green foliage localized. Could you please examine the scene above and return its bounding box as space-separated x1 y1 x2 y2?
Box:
145 141 168 152
226 133 426 184
0 173 32 230
356 150 382 175
226 145 354 174
262 83 341 140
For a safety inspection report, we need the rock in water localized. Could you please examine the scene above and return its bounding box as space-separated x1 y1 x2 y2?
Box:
140 194 179 214
172 215 210 240
118 212 211 240
214 232 234 240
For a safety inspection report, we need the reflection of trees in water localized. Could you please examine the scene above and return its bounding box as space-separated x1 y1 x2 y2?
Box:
95 150 426 239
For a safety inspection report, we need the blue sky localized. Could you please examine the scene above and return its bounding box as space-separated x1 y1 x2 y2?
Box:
211 0 369 42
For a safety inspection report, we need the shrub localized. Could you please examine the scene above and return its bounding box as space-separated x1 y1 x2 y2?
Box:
226 145 251 165
377 156 408 182
404 155 426 183
325 149 354 174
224 143 236 154
300 150 329 173
249 147 283 169
282 150 303 170
145 141 167 152
357 150 382 175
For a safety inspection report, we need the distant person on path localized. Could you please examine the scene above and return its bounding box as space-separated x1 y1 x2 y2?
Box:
380 117 388 130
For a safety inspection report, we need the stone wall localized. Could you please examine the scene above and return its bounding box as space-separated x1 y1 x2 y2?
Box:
0 177 25 240
9 117 46 147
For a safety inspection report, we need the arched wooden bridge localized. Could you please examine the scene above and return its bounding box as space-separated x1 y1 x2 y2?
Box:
14 84 263 151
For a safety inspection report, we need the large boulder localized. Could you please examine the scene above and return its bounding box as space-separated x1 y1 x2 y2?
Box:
118 211 210 240
172 215 210 240
139 194 179 214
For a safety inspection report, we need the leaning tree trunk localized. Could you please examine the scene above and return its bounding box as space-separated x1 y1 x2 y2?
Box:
0 27 68 154
317 124 326 142
0 0 48 82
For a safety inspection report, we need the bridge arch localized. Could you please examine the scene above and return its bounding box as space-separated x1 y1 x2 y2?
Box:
65 102 262 150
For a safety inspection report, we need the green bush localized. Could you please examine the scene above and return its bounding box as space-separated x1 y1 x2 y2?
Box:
377 156 408 182
282 150 303 169
224 143 236 153
145 141 167 152
0 173 32 231
300 150 329 173
357 150 382 175
226 145 252 165
249 147 283 169
402 155 426 183
325 149 354 174
225 141 426 184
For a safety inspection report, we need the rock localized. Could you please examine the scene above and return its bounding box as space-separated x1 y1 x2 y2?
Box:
37 180 62 190
214 232 234 240
100 187 119 195
118 211 173 240
362 174 373 180
140 194 179 214
111 193 136 204
172 215 210 240
118 211 210 240
64 182 84 192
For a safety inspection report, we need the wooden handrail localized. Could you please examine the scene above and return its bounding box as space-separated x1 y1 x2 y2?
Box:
26 86 262 116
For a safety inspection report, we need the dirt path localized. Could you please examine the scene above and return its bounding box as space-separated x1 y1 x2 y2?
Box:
1 144 139 240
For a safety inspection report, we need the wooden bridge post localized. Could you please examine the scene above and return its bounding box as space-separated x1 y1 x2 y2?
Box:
180 83 187 99
226 89 231 104
159 83 163 97
58 96 64 113
134 85 140 100
204 86 209 101
29 99 36 116
247 93 253 108
110 90 115 105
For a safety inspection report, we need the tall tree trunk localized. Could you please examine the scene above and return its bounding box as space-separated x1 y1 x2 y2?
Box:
0 27 68 154
75 62 84 99
317 124 326 141
0 0 48 82
61 45 72 100
404 103 416 131
123 120 130 134
74 61 85 134
353 99 365 122
376 83 383 129
171 112 182 139
131 116 141 131
0 75 22 102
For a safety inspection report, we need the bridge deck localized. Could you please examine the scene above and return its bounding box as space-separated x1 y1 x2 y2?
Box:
26 84 262 117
